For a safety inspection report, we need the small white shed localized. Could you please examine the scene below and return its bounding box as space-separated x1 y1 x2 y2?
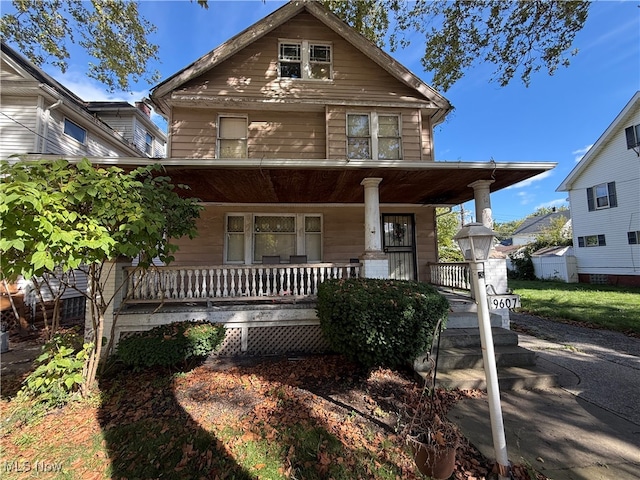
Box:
531 246 578 283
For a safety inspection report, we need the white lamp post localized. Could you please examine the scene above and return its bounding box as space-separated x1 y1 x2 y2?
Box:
454 223 510 480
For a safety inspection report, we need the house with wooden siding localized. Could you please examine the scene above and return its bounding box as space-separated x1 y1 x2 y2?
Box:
0 42 166 160
11 2 555 353
557 91 640 286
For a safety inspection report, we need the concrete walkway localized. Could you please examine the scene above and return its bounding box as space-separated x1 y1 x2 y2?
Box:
448 313 640 480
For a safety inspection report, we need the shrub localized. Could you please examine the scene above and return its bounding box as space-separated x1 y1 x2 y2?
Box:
316 278 449 369
19 329 92 407
116 321 226 370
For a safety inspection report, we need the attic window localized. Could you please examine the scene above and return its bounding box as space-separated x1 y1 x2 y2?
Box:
63 118 86 144
625 124 640 150
279 41 331 80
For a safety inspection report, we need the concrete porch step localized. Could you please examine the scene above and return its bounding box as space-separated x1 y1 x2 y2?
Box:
438 327 518 349
432 345 537 371
424 366 558 391
446 311 503 329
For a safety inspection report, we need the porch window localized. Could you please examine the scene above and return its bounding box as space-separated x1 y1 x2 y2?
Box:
347 113 401 160
218 116 247 158
224 213 322 263
279 41 332 80
63 118 86 144
587 182 617 211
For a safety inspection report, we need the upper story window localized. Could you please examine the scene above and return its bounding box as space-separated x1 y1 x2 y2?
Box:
347 113 401 160
218 116 247 158
587 182 617 211
145 132 154 156
625 124 640 150
279 40 332 80
63 118 86 144
628 231 640 245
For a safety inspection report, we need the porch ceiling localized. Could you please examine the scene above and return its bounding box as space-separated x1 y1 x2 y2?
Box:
162 162 555 205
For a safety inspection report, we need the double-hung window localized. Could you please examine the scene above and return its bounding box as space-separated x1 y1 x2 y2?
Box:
145 132 154 156
347 113 401 160
628 231 640 245
63 118 86 144
279 41 332 80
218 116 248 158
586 182 617 211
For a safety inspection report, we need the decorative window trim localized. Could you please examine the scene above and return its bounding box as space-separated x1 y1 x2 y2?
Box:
346 112 402 160
278 40 332 81
63 118 87 144
224 213 323 264
217 115 248 158
577 234 606 247
586 182 617 211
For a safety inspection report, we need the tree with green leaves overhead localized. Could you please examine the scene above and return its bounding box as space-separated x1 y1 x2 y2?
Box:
0 159 201 392
1 0 590 93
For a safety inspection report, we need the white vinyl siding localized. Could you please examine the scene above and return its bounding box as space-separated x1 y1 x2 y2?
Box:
0 96 38 158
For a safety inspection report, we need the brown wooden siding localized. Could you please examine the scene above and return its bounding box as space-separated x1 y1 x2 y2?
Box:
170 205 437 282
179 11 429 105
170 109 326 159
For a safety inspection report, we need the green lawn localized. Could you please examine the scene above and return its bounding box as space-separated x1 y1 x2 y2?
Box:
508 280 640 335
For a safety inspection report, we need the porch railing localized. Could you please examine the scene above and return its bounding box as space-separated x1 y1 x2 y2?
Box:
123 263 360 303
429 262 471 291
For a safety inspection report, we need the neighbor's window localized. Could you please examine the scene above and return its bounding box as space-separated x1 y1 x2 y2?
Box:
279 41 332 80
347 113 401 160
218 116 247 158
63 118 86 144
145 132 154 156
628 231 640 245
577 235 606 247
587 182 617 211
625 124 640 150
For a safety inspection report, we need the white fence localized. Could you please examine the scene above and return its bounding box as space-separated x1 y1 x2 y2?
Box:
429 262 471 291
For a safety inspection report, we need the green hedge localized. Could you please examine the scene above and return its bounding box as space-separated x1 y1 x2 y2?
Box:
316 278 449 369
116 321 226 370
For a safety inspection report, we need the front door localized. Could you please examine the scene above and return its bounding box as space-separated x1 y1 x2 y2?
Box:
382 214 417 280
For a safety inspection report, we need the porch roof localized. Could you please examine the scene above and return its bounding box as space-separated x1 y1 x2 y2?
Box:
18 155 555 205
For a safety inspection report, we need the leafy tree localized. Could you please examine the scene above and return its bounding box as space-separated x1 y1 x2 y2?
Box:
436 207 463 262
493 219 525 243
1 0 590 93
0 159 201 392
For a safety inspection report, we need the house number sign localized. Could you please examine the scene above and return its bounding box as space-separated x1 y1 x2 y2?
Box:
487 294 521 310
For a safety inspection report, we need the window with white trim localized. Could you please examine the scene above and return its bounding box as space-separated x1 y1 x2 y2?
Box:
224 213 322 263
577 235 606 247
279 41 332 80
586 182 617 211
145 132 154 156
217 116 247 158
628 231 640 245
347 113 401 160
63 118 86 144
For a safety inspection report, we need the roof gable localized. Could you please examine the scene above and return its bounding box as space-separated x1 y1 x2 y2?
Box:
150 1 451 120
513 211 570 236
557 91 640 191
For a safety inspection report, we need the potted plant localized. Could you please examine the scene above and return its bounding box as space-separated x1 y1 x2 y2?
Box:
405 412 459 479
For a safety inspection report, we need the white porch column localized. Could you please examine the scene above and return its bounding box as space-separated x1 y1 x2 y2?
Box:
360 178 388 279
468 179 495 229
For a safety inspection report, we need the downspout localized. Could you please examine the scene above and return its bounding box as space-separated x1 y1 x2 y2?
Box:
41 98 63 152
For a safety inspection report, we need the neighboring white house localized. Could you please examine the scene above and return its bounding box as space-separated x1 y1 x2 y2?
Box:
557 91 640 287
0 42 166 160
510 209 571 246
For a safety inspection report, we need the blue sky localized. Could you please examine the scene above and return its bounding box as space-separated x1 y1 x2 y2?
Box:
3 0 639 223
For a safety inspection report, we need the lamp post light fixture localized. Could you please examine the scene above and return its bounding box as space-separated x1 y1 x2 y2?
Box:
454 223 510 480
